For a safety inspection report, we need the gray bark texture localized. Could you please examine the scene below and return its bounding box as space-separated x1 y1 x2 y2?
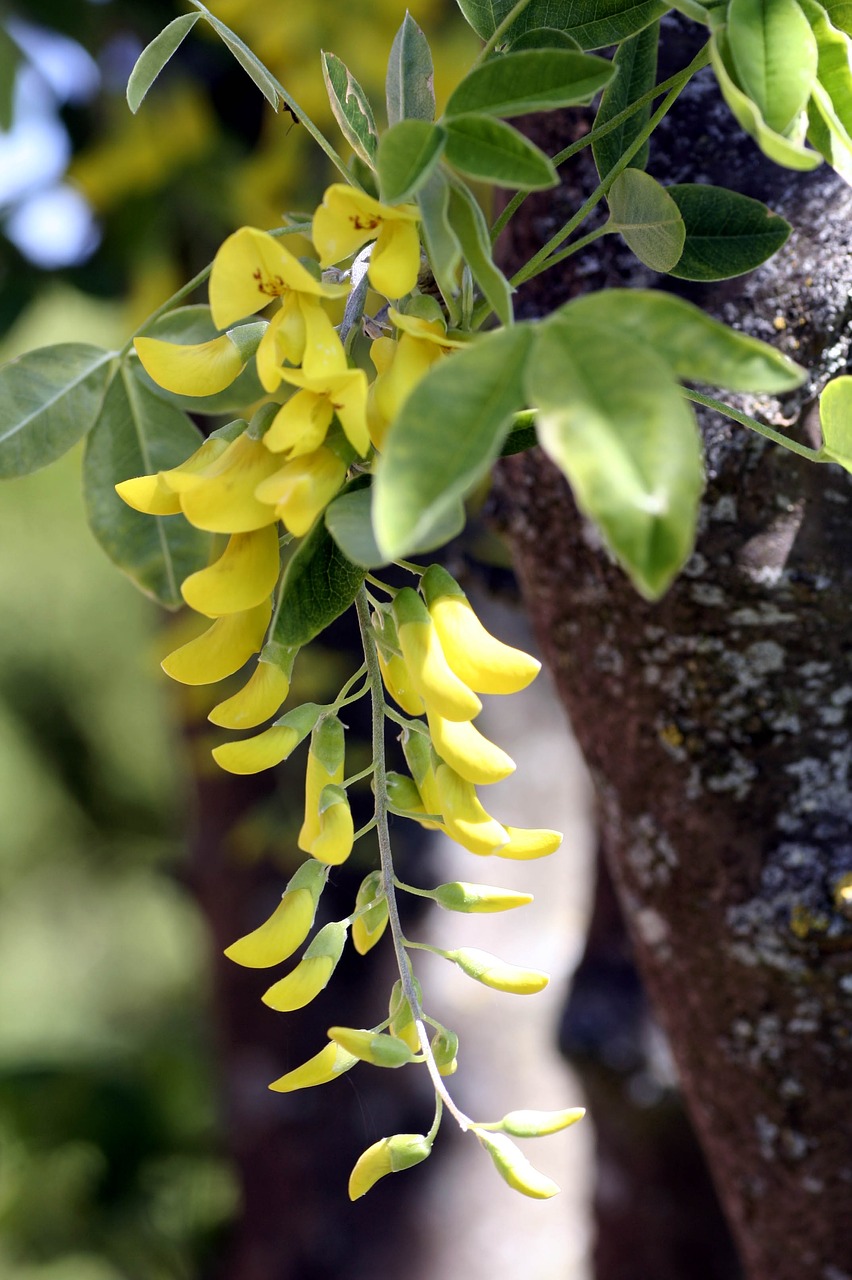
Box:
495 20 852 1280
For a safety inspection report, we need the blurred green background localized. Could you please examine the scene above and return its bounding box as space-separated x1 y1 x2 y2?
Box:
0 2 475 1275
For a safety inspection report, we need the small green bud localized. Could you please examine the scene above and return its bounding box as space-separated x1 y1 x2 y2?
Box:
476 1130 560 1200
352 870 389 955
430 1026 459 1077
388 978 421 1052
386 771 426 815
328 1026 416 1067
432 881 533 913
490 1108 586 1138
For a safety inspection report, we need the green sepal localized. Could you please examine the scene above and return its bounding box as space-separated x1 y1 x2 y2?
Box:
303 919 348 963
309 714 345 776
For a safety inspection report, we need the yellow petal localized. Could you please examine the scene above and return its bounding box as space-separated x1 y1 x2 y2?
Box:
372 331 440 430
300 299 349 379
264 390 334 456
452 946 549 995
209 225 347 330
348 1134 431 1201
181 525 280 616
309 793 354 866
426 708 516 785
495 826 563 861
388 306 468 348
224 887 315 967
477 1130 560 1200
370 217 421 298
255 301 305 391
268 1042 358 1093
298 722 345 852
161 599 271 685
435 764 508 855
394 594 482 721
377 649 425 717
256 449 346 537
209 658 291 730
115 472 182 515
327 368 370 457
212 723 300 774
176 433 281 533
423 566 541 695
262 954 335 1011
134 333 244 396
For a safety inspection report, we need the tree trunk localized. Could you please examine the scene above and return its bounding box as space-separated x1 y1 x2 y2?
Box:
496 20 852 1280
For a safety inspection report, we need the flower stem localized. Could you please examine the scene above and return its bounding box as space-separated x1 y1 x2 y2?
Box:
683 389 824 462
355 586 472 1131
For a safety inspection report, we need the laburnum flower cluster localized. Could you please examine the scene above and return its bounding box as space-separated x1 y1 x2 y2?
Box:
115 180 576 1201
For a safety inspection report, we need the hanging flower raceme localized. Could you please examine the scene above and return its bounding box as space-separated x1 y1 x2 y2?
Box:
312 184 421 299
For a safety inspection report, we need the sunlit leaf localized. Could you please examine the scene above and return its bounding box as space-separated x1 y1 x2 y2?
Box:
377 120 446 204
818 375 852 471
727 0 817 134
387 12 435 126
668 184 791 280
444 113 557 189
445 48 612 117
322 51 379 165
192 1 280 110
607 169 685 272
454 0 667 51
126 13 201 113
447 178 513 326
417 170 463 323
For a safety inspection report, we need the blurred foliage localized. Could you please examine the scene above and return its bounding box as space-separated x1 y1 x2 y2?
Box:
0 0 468 1274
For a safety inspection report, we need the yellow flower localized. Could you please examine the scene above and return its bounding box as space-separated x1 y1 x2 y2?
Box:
181 525 280 616
434 763 509 856
393 588 482 722
352 870 388 956
134 331 247 396
451 946 549 995
421 565 541 695
211 701 320 774
262 920 347 1012
268 1042 358 1093
165 431 281 533
224 859 327 968
348 1134 432 1201
209 224 348 334
161 598 271 685
264 341 370 458
308 785 355 867
312 184 421 298
476 1130 560 1200
208 648 294 730
298 716 345 853
368 307 467 449
254 447 347 537
425 707 516 786
256 290 346 392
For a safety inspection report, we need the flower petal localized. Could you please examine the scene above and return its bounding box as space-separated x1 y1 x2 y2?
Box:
212 723 301 774
262 954 336 1011
427 709 516 785
224 887 315 968
256 448 346 536
161 599 271 685
209 658 291 729
181 525 280 616
209 226 347 330
435 763 509 855
264 390 334 457
268 1042 358 1093
134 333 244 396
370 218 421 298
175 433 281 532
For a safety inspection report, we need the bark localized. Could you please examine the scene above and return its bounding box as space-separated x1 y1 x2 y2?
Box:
495 20 852 1280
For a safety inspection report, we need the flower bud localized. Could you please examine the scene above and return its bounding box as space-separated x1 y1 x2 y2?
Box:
434 764 509 855
262 920 348 1012
373 608 425 716
430 1026 459 1077
491 1108 586 1138
352 870 388 955
209 643 296 730
299 716 345 852
309 784 354 866
212 701 321 774
449 947 549 995
327 1026 417 1067
385 771 426 816
393 588 481 722
432 881 533 914
476 1130 560 1199
348 1133 432 1200
388 978 422 1053
225 858 328 968
426 707 515 786
421 565 541 695
268 1041 358 1093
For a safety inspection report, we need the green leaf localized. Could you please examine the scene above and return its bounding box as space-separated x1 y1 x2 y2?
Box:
500 415 537 455
710 30 821 170
506 27 582 50
272 518 365 647
0 344 113 479
322 51 379 165
373 325 532 558
445 49 612 118
377 120 446 204
593 21 659 179
417 170 463 322
559 290 805 392
83 365 211 609
132 305 266 414
325 485 465 568
454 0 667 50
801 0 852 181
444 114 557 189
0 23 22 131
727 0 818 135
193 3 279 110
823 0 852 35
446 179 514 327
386 13 435 126
607 169 685 273
667 184 791 281
126 13 201 113
818 375 852 470
527 318 703 599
